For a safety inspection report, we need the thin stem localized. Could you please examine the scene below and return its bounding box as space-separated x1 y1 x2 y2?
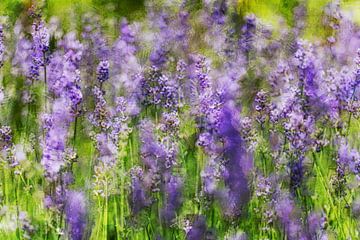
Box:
72 114 78 149
346 86 357 136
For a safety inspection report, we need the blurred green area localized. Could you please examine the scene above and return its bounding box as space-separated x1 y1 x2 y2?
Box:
0 0 360 39
0 0 145 24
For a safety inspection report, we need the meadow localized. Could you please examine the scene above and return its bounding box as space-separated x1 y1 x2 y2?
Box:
1 0 360 239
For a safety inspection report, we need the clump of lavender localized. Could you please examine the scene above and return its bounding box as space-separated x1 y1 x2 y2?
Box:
0 125 12 151
140 67 178 110
111 19 140 93
148 12 171 68
240 117 257 150
89 76 132 198
307 211 328 239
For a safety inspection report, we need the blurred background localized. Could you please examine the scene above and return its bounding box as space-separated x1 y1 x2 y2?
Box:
1 0 360 35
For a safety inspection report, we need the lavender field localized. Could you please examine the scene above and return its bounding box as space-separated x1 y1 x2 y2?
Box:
1 0 360 239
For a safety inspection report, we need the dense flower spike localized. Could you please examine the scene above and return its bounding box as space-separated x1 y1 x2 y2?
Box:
218 102 251 217
28 19 49 82
41 97 73 180
97 60 110 84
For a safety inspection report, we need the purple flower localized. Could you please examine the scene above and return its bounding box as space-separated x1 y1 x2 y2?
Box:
150 45 169 68
0 125 12 151
28 20 49 82
129 167 151 214
140 67 178 110
275 194 306 239
307 212 327 238
97 60 110 83
120 18 136 43
254 90 270 125
160 111 180 136
211 0 227 25
65 191 87 240
289 158 304 193
88 86 110 129
139 119 167 173
161 176 183 225
148 12 172 68
41 97 73 181
47 33 83 111
186 216 209 240
32 20 50 53
195 56 211 91
218 101 251 217
239 14 256 55
12 32 32 77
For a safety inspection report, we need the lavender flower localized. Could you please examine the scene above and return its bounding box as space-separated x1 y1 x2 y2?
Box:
218 102 251 217
140 67 178 110
28 20 49 82
149 12 171 68
254 90 270 125
97 60 110 84
161 176 183 225
186 216 211 240
139 120 167 191
275 194 306 239
129 167 151 214
211 0 227 25
65 191 87 240
41 97 73 181
0 125 12 151
239 14 256 55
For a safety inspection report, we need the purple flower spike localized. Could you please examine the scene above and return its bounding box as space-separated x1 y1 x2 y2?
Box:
65 191 87 240
161 176 183 225
97 60 110 83
218 101 251 217
186 216 210 240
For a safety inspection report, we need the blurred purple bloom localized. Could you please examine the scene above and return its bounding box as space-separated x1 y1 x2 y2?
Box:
161 176 183 225
275 194 306 239
218 102 251 217
65 191 87 240
186 216 210 240
129 167 151 214
239 14 256 55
